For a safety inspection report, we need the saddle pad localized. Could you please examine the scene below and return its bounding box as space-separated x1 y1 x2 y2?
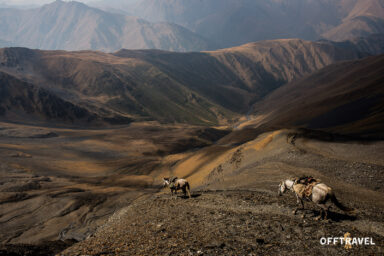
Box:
293 184 305 198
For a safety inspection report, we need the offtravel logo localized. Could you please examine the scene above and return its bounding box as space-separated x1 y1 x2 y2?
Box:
320 232 376 249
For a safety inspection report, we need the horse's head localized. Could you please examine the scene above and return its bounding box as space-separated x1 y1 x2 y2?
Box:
163 178 170 188
278 181 286 196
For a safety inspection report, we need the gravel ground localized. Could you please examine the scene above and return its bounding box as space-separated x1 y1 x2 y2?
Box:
60 190 383 256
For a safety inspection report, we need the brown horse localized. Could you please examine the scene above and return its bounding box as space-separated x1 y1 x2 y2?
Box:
163 177 191 198
278 178 354 220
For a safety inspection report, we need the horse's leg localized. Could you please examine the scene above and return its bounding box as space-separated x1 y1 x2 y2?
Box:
186 182 191 198
182 187 187 197
315 204 328 220
293 194 304 215
324 206 329 220
323 205 330 220
293 195 299 214
299 198 305 218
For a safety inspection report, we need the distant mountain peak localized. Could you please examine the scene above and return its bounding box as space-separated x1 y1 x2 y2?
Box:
43 0 88 9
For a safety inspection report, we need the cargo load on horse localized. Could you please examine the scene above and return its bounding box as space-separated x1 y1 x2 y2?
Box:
278 176 354 220
294 176 320 198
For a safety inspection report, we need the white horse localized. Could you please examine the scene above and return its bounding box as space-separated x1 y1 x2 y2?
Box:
278 178 354 220
163 177 191 198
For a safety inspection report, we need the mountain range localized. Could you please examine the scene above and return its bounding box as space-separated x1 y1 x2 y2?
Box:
0 0 213 52
130 0 384 48
1 0 384 52
0 34 383 126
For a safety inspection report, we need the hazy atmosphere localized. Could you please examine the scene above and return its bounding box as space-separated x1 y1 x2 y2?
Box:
1 0 93 4
0 0 383 255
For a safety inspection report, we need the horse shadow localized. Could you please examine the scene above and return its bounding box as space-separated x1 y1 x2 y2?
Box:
310 209 357 222
179 193 202 199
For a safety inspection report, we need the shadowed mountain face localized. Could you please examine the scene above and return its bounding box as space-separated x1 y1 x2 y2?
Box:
0 0 214 52
131 0 384 47
246 54 384 138
0 72 101 125
1 36 380 126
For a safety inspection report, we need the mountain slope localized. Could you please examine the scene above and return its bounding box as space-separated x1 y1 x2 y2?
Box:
114 37 379 112
246 54 384 138
0 36 382 126
0 0 213 52
323 15 384 41
0 48 234 125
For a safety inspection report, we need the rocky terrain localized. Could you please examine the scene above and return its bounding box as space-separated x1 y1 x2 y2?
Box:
0 120 383 255
0 121 230 254
60 190 383 256
60 129 384 255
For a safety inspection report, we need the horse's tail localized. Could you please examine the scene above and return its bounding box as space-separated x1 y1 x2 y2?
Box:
330 193 354 213
186 182 191 198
